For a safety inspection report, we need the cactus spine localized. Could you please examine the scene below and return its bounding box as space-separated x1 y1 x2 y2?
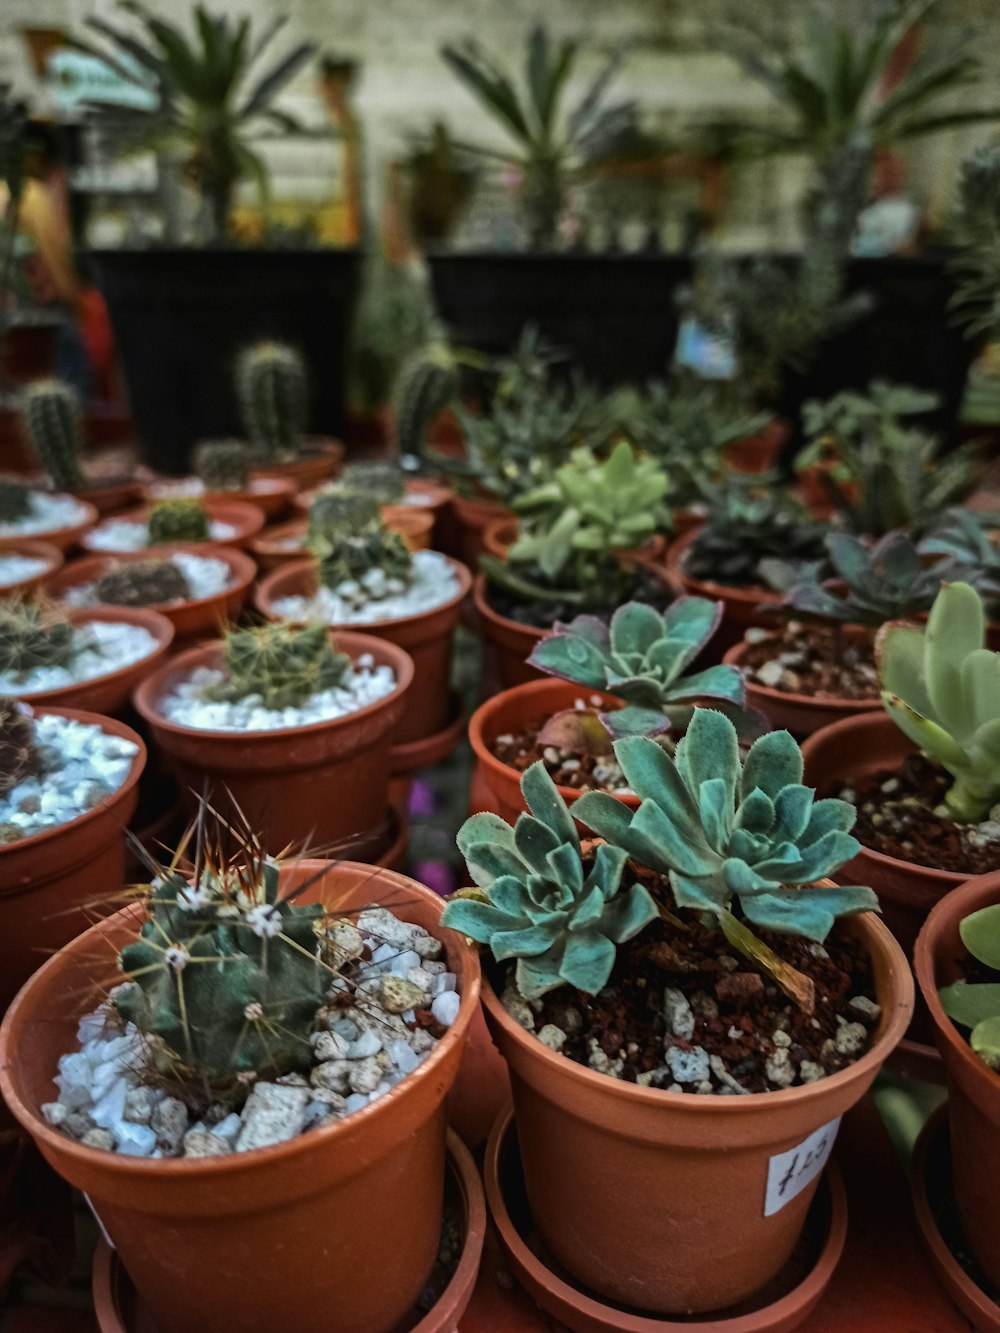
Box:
20 380 85 491
392 342 460 458
147 499 211 546
0 600 78 678
237 341 308 462
208 622 350 710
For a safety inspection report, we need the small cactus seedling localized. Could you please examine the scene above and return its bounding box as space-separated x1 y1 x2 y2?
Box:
939 901 1000 1070
194 439 251 493
236 341 308 463
0 477 33 525
94 559 191 608
19 379 85 491
147 499 210 546
207 622 350 711
0 600 79 679
340 460 406 505
307 486 380 544
0 696 42 794
307 495 413 601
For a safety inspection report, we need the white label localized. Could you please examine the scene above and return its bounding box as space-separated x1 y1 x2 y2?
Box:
764 1116 841 1217
83 1192 116 1250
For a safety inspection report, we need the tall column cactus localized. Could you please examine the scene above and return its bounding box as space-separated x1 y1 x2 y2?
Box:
236 341 308 463
20 379 85 491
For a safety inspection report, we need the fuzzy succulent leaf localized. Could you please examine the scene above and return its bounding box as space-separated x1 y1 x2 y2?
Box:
340 460 406 505
446 760 658 998
939 902 1000 1071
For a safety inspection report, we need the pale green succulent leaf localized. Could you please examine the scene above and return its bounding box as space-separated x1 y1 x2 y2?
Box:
492 920 564 961
925 581 984 734
515 951 566 1000
802 797 858 842
601 704 673 740
613 735 699 821
741 884 878 941
971 1015 1000 1069
630 798 717 876
960 903 1000 970
735 789 776 833
569 884 609 929
939 980 1000 1029
610 601 667 659
545 841 585 895
698 777 732 852
774 784 817 842
880 692 970 769
962 649 1000 731
456 812 519 884
585 841 630 898
660 664 746 706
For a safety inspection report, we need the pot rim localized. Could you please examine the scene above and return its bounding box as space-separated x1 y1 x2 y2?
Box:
0 705 146 864
131 630 415 743
722 636 882 714
255 555 473 635
43 545 257 617
0 861 481 1177
0 496 99 549
666 529 783 610
479 905 913 1114
82 498 265 551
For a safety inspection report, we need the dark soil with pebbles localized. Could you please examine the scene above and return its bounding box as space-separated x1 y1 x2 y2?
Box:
740 621 878 700
844 754 1000 876
491 711 629 793
497 862 879 1095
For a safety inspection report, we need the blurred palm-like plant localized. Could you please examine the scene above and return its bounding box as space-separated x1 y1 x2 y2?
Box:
76 2 315 242
440 23 639 248
950 145 1000 342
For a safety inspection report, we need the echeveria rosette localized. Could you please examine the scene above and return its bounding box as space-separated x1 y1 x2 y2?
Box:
939 902 1000 1071
442 762 658 999
573 708 877 944
527 597 761 740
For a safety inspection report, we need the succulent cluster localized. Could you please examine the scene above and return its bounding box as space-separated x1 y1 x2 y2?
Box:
939 901 1000 1071
116 807 330 1109
147 499 210 547
207 622 350 711
339 460 406 506
237 341 308 463
685 486 825 588
920 509 1000 618
878 581 1000 824
94 559 191 608
0 477 32 524
0 696 42 794
19 379 85 491
307 490 412 596
194 439 251 493
0 600 79 679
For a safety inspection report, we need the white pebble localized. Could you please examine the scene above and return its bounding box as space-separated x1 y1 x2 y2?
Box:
431 991 461 1027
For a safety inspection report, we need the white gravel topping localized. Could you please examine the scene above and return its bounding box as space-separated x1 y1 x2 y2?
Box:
0 491 89 538
44 906 456 1157
63 552 232 607
0 712 139 841
149 477 280 499
270 549 458 625
0 553 49 587
156 655 396 731
0 620 160 695
87 518 238 552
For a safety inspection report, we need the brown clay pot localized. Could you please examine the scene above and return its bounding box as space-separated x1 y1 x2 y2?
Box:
666 529 782 659
253 436 345 492
390 691 466 778
248 517 310 572
473 574 545 689
0 495 98 554
255 557 471 746
6 607 174 715
0 707 146 1012
450 492 510 569
379 507 435 551
914 871 1000 1293
82 499 264 556
0 862 480 1333
723 418 788 475
0 540 63 598
468 678 639 824
42 547 256 647
723 630 882 739
132 632 413 856
145 476 296 521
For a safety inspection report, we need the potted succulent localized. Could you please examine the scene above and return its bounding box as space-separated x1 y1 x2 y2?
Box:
914 872 1000 1297
76 5 360 471
469 596 757 823
723 530 946 737
476 440 672 687
442 708 912 1315
0 697 145 1009
255 491 470 759
919 506 1000 649
42 546 256 647
0 802 480 1333
0 597 173 714
237 342 346 491
0 540 63 599
18 379 142 515
146 438 295 521
0 475 97 553
133 620 413 858
83 496 263 556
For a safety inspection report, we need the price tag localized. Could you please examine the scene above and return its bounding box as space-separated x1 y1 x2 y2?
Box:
764 1117 841 1217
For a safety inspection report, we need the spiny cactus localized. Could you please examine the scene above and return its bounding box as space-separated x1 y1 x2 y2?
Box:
147 498 210 547
340 460 406 505
308 496 413 599
115 803 330 1109
237 341 308 463
939 901 1000 1070
443 762 658 999
20 379 85 491
207 622 350 711
307 486 380 541
194 439 251 493
94 559 191 608
0 600 79 678
392 341 461 458
0 696 42 794
0 478 32 524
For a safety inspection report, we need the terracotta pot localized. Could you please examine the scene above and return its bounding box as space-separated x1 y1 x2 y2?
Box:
914 871 1000 1293
450 492 510 569
0 496 98 554
666 529 783 659
82 499 264 556
146 476 296 521
485 1105 848 1333
447 1005 512 1152
468 678 639 824
0 707 146 1012
724 418 788 475
0 862 480 1333
6 607 174 715
670 509 705 538
723 631 882 739
90 1127 487 1333
473 573 545 689
379 507 435 551
132 632 413 856
248 517 310 572
390 691 466 777
478 910 912 1314
0 540 63 598
43 547 256 647
255 557 471 745
253 436 345 492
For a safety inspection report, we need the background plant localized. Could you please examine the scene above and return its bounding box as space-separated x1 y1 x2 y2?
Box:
94 559 191 607
194 439 251 493
920 508 1000 619
147 498 210 545
684 483 826 588
0 696 41 795
939 902 1000 1071
950 144 1000 341
237 341 308 462
19 380 84 492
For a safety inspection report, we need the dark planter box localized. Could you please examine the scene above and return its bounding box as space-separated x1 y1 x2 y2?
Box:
84 247 362 473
